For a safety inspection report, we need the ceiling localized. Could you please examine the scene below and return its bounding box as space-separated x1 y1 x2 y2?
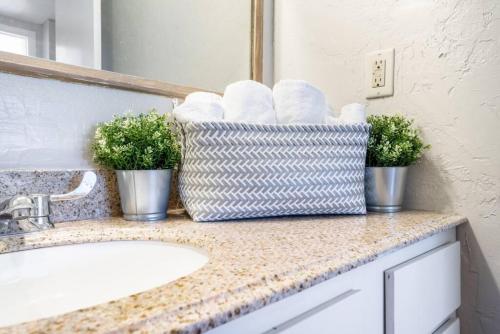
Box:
0 0 55 24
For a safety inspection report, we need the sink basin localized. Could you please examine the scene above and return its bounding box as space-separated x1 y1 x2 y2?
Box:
0 241 208 327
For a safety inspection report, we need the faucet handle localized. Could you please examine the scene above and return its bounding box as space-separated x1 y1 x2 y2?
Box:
49 171 97 202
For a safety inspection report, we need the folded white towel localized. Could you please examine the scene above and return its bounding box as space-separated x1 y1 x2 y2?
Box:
222 80 276 124
273 80 328 124
339 103 366 123
173 101 224 123
185 92 223 105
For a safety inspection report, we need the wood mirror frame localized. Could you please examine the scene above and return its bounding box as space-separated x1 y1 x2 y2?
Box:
0 0 264 99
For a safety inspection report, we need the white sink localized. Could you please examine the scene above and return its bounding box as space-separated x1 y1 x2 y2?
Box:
0 241 208 327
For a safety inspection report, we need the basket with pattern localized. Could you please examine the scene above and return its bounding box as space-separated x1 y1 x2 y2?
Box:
178 121 370 222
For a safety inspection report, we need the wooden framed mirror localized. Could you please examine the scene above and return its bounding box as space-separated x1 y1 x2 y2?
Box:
0 0 265 98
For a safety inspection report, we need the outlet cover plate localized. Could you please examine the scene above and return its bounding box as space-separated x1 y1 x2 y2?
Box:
366 48 394 99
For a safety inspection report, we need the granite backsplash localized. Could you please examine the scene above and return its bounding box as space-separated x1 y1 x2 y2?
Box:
0 169 183 222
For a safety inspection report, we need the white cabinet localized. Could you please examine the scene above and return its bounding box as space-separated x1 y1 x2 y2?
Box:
262 290 361 334
434 317 460 334
208 229 459 334
209 263 381 334
385 242 460 334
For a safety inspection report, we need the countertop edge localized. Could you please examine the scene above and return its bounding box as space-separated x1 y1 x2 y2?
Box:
0 212 468 334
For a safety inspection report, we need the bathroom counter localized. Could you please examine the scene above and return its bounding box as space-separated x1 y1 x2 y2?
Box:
0 211 466 334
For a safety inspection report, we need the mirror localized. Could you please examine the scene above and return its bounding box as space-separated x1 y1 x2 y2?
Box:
0 0 260 92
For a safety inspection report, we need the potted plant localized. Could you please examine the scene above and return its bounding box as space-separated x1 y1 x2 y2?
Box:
365 115 429 212
92 110 181 221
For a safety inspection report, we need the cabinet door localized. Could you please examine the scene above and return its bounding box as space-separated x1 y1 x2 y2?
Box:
263 289 362 334
385 242 460 334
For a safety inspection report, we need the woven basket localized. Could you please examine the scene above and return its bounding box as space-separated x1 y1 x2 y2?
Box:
178 121 370 222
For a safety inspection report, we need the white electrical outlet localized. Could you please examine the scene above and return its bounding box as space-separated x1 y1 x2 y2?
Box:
366 48 394 99
372 59 386 88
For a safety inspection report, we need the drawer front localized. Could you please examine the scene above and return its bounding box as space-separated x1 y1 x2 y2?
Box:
434 317 460 334
263 289 362 334
385 242 460 334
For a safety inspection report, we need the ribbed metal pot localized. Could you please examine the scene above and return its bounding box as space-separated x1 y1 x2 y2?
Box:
365 167 408 213
115 170 172 221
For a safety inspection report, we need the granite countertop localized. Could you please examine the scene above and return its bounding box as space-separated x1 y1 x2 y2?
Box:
0 211 466 334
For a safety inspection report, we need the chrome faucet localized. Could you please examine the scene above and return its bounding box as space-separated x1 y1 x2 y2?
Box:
0 171 97 237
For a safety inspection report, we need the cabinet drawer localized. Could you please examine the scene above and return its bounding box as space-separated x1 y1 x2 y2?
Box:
385 242 460 334
434 317 460 334
263 289 361 334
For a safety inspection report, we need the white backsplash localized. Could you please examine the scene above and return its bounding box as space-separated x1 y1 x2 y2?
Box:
0 72 172 170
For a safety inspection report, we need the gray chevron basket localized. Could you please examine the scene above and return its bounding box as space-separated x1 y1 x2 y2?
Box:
178 121 370 222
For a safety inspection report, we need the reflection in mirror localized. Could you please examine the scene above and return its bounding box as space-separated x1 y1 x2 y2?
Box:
102 0 252 91
0 0 56 59
0 0 253 92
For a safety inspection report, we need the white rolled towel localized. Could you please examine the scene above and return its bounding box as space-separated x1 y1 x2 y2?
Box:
185 92 223 105
325 116 344 125
173 102 224 123
173 91 225 123
273 80 328 124
222 80 276 124
339 103 366 123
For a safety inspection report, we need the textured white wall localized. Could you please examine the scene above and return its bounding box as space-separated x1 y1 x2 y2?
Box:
275 0 500 333
0 72 172 170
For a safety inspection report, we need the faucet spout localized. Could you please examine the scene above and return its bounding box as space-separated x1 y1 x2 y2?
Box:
0 196 34 220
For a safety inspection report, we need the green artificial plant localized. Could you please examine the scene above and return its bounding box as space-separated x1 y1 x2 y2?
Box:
366 114 430 167
92 110 181 170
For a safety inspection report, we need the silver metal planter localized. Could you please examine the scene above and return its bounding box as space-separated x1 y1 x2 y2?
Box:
365 167 408 213
115 170 172 221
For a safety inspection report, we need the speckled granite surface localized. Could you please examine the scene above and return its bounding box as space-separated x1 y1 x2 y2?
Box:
0 211 466 334
0 169 184 222
0 169 121 222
